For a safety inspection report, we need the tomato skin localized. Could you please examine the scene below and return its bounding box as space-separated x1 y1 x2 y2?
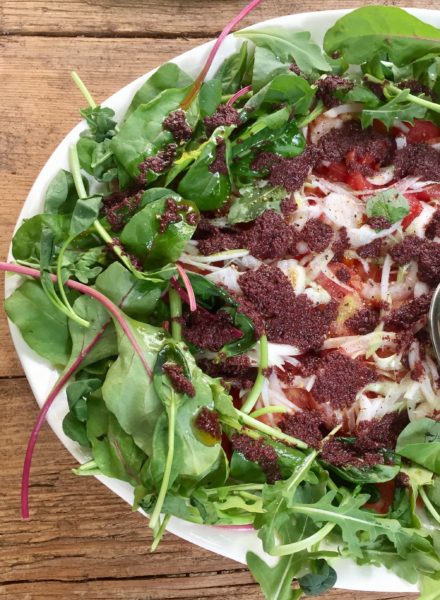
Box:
364 481 396 514
401 197 423 229
346 172 370 191
406 119 440 144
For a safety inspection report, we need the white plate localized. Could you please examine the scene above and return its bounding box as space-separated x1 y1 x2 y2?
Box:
7 7 436 592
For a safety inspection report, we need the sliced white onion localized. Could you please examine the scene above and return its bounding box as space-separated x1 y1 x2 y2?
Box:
349 222 400 248
395 136 407 150
406 202 436 238
206 266 240 292
366 166 395 186
414 281 430 298
323 103 363 118
304 284 332 305
309 115 344 144
322 192 363 229
393 120 410 133
380 254 392 303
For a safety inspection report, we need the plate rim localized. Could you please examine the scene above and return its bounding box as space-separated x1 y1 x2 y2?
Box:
7 6 437 592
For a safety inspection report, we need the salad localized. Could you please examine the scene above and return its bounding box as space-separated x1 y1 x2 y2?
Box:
4 3 440 598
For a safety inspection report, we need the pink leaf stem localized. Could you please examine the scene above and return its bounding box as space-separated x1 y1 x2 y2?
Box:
226 85 253 106
176 262 196 312
180 0 262 110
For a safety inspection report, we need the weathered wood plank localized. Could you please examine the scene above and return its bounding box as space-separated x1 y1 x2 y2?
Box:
1 0 437 37
0 35 210 377
0 379 417 599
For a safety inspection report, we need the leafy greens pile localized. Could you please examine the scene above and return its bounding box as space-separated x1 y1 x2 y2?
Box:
5 5 440 599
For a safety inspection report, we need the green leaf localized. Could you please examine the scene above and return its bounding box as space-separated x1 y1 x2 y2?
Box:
63 246 105 284
86 394 147 484
247 552 303 600
5 280 71 365
236 27 331 75
111 86 191 179
243 73 314 117
126 63 193 117
62 378 102 447
12 214 69 262
396 418 440 475
298 560 337 596
228 186 286 224
119 194 199 269
361 89 427 129
69 195 102 237
44 169 86 215
324 6 440 67
80 105 117 143
96 261 165 320
365 188 409 224
101 316 165 455
178 126 233 210
213 42 250 94
199 79 222 117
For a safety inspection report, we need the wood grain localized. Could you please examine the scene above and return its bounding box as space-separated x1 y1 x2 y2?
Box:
0 1 428 597
0 379 415 599
1 0 438 37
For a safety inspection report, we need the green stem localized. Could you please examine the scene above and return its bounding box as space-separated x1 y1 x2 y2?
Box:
241 334 268 414
149 401 176 532
250 405 288 419
169 288 182 342
364 73 440 114
271 522 336 556
297 100 326 127
56 235 89 326
91 149 113 169
235 409 308 449
204 483 264 495
151 513 170 552
68 144 87 199
419 486 440 524
71 71 97 109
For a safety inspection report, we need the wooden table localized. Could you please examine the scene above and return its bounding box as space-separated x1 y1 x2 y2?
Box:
0 1 430 598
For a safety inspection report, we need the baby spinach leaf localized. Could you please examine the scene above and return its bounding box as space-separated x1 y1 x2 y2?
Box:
213 42 250 94
361 89 427 129
126 63 193 117
101 316 165 455
324 6 440 67
236 27 331 75
228 186 286 224
96 261 165 320
199 79 222 117
12 214 69 262
111 86 191 179
243 73 314 117
298 559 337 596
86 394 147 484
251 46 291 91
396 418 440 475
69 195 102 237
366 188 409 224
77 137 118 183
44 169 86 215
323 454 401 484
178 126 233 210
120 195 199 269
5 280 71 366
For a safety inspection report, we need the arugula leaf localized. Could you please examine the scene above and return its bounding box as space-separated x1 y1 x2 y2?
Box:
361 89 427 128
5 280 71 366
396 418 440 475
228 186 286 224
365 188 409 224
247 552 303 600
236 27 331 75
324 6 440 66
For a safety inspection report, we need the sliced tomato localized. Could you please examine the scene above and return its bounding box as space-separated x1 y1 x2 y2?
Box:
346 172 370 191
364 481 395 514
324 161 348 182
409 183 440 202
401 197 423 229
315 272 350 301
406 119 440 144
